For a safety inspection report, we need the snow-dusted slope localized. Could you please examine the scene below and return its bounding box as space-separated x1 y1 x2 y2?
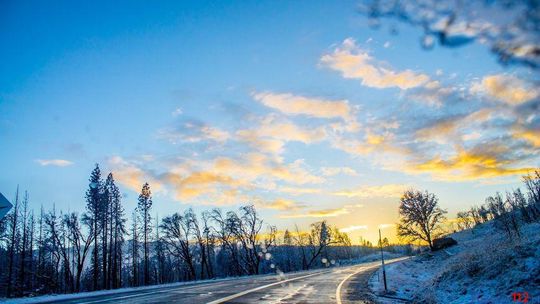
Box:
370 222 540 303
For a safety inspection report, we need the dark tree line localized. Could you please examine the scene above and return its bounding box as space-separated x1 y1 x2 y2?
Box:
455 170 540 238
0 163 383 299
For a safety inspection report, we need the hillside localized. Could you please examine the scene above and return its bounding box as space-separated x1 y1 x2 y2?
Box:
370 221 540 303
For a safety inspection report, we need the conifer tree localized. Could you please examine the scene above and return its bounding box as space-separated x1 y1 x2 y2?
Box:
85 164 103 290
137 183 152 286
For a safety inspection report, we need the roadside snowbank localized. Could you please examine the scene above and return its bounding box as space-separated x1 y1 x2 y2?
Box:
370 222 540 303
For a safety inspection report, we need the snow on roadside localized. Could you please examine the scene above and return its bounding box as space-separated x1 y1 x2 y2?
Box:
370 222 540 303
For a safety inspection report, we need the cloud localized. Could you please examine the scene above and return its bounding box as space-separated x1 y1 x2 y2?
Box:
236 114 327 156
235 113 332 157
406 80 461 107
165 171 244 201
236 130 286 155
471 74 539 105
158 120 230 144
35 159 73 167
340 225 368 233
109 151 325 205
279 186 322 195
512 125 540 147
378 224 396 229
414 109 493 144
320 38 430 90
279 202 364 219
321 166 358 176
333 184 407 198
330 130 403 157
263 199 306 211
108 156 164 192
403 144 535 181
171 108 183 117
252 91 352 121
280 207 350 218
213 154 325 186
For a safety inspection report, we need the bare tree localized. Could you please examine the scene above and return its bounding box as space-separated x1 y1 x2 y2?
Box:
523 170 540 220
65 212 94 291
187 209 212 279
130 211 139 287
293 224 309 270
45 208 75 293
6 186 20 298
209 208 242 276
456 211 474 231
160 212 196 280
232 205 264 275
154 215 166 284
305 221 332 269
397 190 447 250
17 191 29 296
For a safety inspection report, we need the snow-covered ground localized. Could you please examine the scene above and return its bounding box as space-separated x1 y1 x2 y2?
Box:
370 222 540 303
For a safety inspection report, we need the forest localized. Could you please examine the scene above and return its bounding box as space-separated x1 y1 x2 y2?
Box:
0 164 405 298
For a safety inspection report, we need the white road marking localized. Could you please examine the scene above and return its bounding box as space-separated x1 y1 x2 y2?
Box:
206 270 331 304
336 257 410 304
335 265 376 304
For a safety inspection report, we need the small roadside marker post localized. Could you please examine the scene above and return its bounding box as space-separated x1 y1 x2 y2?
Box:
379 229 388 292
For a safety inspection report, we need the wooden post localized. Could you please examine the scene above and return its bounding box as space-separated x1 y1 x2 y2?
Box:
379 228 387 292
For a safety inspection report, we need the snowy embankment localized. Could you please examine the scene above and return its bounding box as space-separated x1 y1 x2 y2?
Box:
370 222 540 303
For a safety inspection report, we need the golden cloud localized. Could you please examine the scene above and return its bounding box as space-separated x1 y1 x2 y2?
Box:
263 199 306 211
320 38 430 90
405 146 535 181
415 109 493 144
252 91 352 121
512 125 540 147
278 186 322 195
279 207 350 218
471 74 539 105
108 156 164 193
333 184 408 198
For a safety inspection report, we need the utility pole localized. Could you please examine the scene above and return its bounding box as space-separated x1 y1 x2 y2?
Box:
379 228 387 292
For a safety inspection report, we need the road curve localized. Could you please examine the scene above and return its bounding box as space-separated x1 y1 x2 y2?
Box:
5 259 405 304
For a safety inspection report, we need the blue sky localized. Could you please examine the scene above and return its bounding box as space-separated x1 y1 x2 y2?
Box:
1 0 538 242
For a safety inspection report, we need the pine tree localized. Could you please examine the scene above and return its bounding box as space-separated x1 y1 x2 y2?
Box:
137 183 152 286
102 173 114 289
109 174 125 289
85 164 103 290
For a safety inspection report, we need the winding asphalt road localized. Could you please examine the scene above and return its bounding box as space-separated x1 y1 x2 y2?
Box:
7 258 406 304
